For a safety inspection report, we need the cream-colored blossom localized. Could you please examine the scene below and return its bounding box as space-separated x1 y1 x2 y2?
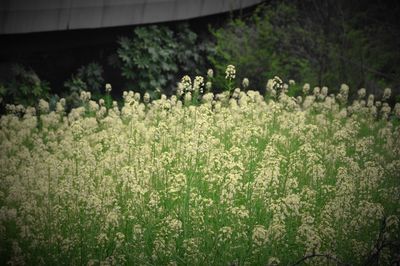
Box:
207 68 214 78
225 65 236 80
382 87 391 101
38 99 50 113
193 76 204 93
242 78 249 89
303 83 310 94
105 83 112 93
0 68 399 266
357 88 366 99
143 92 150 104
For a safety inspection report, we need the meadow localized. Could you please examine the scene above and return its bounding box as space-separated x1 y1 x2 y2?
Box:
0 67 399 265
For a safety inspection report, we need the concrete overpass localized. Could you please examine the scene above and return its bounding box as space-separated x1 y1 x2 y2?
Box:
0 0 264 34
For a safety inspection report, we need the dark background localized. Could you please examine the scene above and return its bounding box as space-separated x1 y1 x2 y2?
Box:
0 0 399 99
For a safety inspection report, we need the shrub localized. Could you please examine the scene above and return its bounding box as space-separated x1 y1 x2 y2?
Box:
64 62 104 109
64 62 104 96
209 3 315 93
114 23 211 95
209 0 399 95
76 62 104 95
0 64 50 107
64 75 88 94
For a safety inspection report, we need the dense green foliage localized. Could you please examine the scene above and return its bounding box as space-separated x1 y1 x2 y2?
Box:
1 1 399 112
64 62 104 96
63 62 105 109
210 4 314 92
115 24 210 95
0 64 50 107
209 0 400 95
76 62 105 94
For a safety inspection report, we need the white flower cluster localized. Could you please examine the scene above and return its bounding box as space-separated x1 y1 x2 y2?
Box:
105 83 112 93
382 87 391 101
207 68 214 78
266 76 284 97
193 76 204 93
242 78 249 89
357 88 366 99
80 90 91 102
38 99 49 113
177 75 192 97
181 75 192 92
0 73 399 266
336 83 349 105
225 64 236 80
144 92 150 103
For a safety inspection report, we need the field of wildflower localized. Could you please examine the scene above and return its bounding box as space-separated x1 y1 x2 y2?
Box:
1 66 400 265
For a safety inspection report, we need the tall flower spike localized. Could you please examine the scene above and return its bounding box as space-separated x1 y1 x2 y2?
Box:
313 86 320 96
193 76 204 93
105 83 112 93
144 92 150 104
357 88 366 99
382 88 391 101
206 81 212 91
225 65 236 80
207 69 214 79
303 83 310 94
272 76 283 90
321 86 328 97
394 103 400 119
242 78 249 89
38 99 50 113
181 75 192 92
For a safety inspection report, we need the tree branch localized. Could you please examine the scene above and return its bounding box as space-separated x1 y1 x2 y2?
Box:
291 251 350 266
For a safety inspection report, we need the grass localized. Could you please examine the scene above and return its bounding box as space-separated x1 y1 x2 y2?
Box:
0 75 399 265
